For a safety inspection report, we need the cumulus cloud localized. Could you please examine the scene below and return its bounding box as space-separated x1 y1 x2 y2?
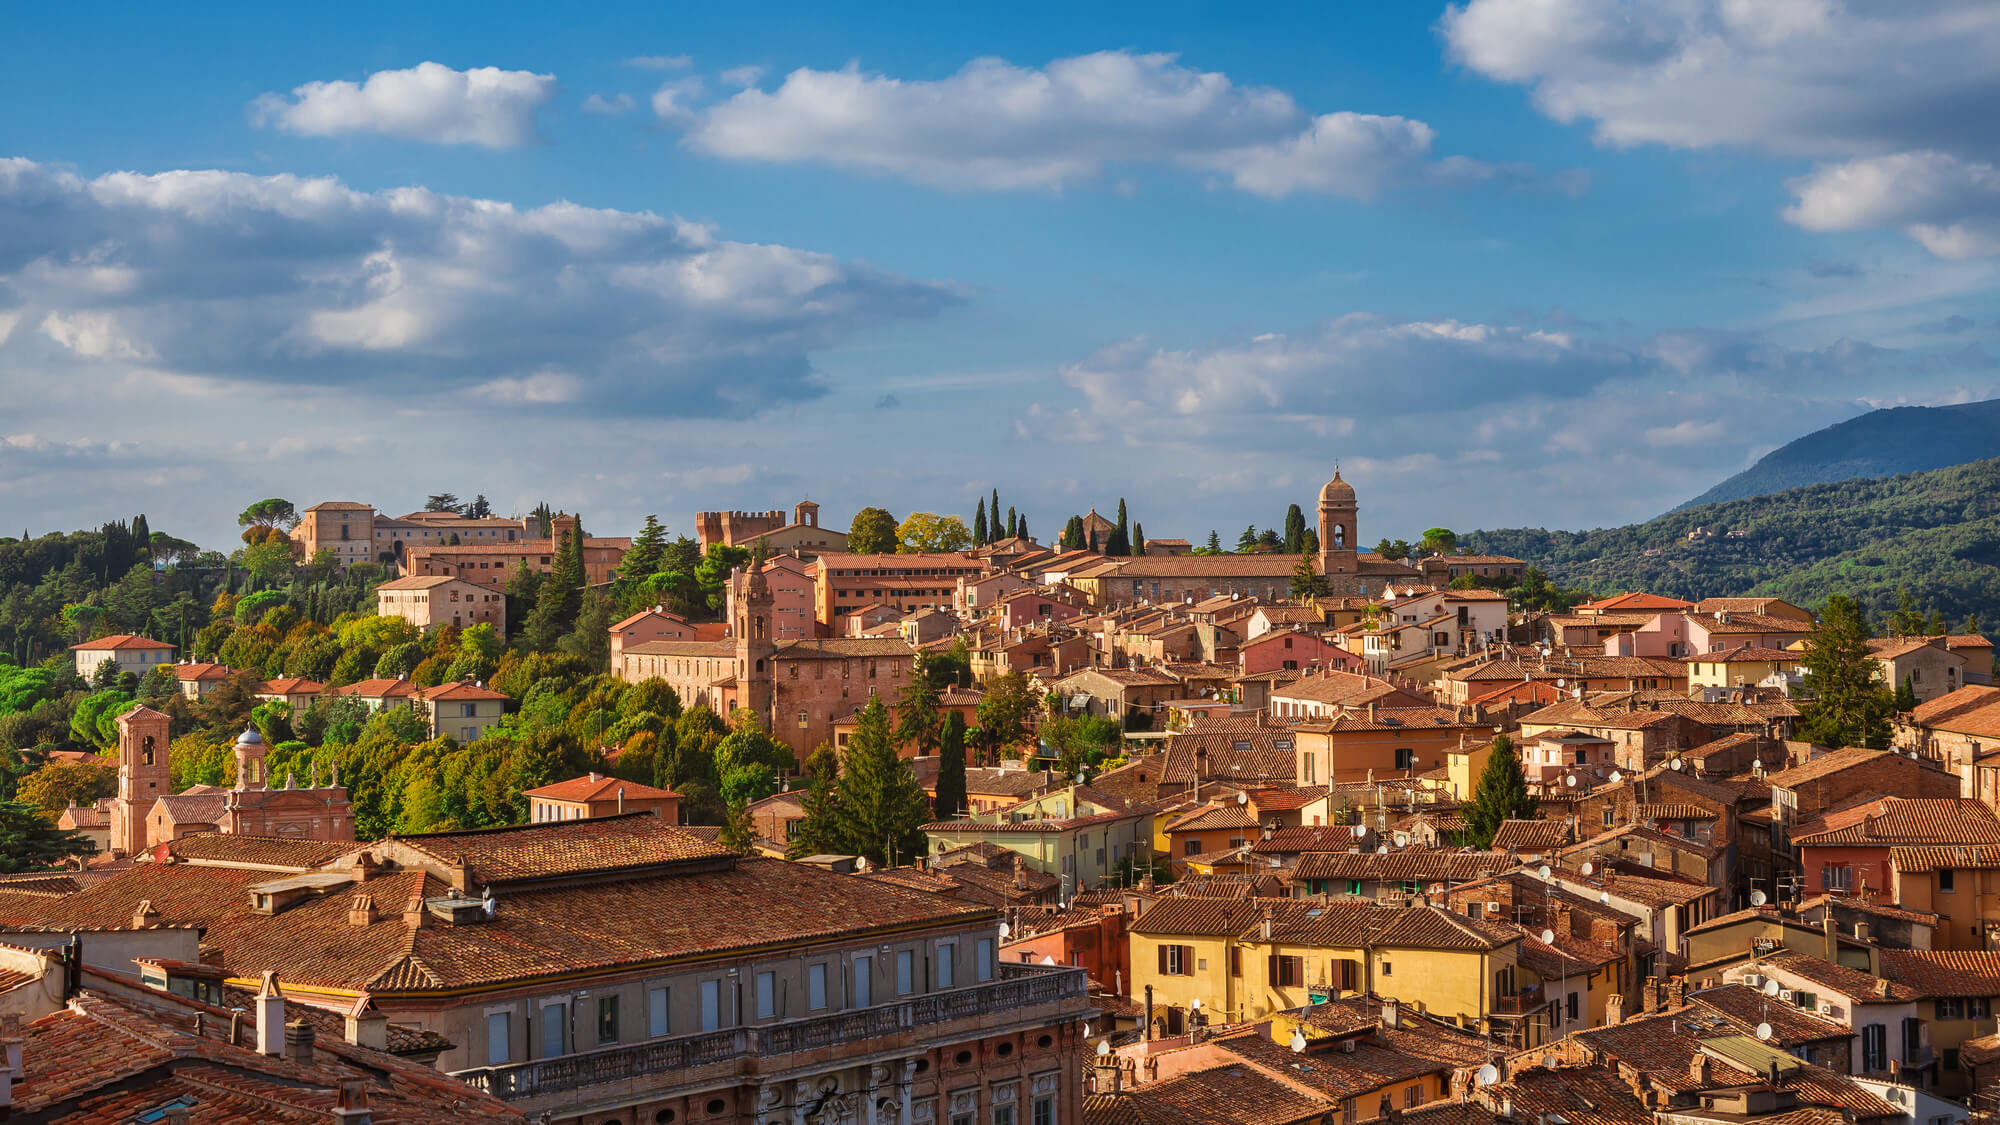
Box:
719 65 765 88
252 61 559 148
0 158 959 417
679 50 1554 197
1441 0 2000 255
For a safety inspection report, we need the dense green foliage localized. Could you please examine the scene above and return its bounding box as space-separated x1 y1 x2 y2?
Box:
0 799 96 872
1466 458 2000 629
1460 735 1538 849
1797 596 1896 749
1678 399 2000 510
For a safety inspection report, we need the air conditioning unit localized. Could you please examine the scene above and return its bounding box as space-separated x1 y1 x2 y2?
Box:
1489 902 1504 914
1341 1040 1357 1054
1779 990 1796 1003
1817 1001 1839 1017
1743 974 1763 988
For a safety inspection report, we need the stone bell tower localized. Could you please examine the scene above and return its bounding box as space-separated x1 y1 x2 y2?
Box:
112 705 173 856
735 564 777 723
1317 468 1359 590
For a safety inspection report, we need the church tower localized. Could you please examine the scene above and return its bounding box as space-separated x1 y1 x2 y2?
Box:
1317 468 1359 590
112 705 172 856
735 563 776 724
233 726 269 791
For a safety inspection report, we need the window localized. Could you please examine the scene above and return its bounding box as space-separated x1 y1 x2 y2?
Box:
1395 748 1415 771
855 955 873 1007
1567 992 1579 1021
598 995 620 1044
1824 864 1854 893
486 1011 511 1064
1339 959 1359 991
1183 839 1201 857
977 939 995 982
937 942 956 988
809 963 829 1010
996 1106 1016 1125
542 1002 567 1057
756 971 776 1019
1033 1096 1055 1125
1862 1023 1887 1071
1380 960 1392 977
1941 868 1957 892
700 980 722 1031
898 950 916 995
1405 1086 1421 1109
1603 807 1616 828
1268 956 1304 988
648 987 669 1037
1161 945 1190 976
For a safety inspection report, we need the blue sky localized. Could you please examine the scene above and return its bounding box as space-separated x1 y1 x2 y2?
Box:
4 0 1998 552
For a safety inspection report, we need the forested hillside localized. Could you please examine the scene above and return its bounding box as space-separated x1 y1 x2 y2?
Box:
1466 458 2000 628
1675 399 2000 510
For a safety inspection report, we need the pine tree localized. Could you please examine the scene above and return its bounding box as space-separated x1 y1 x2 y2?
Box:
718 796 757 854
894 661 944 758
1896 673 1919 713
0 799 98 872
934 711 968 819
1460 735 1538 849
839 697 931 866
785 744 848 859
624 515 669 584
1132 523 1146 557
1206 530 1222 553
1799 595 1895 750
990 489 1002 544
973 500 989 546
1237 526 1259 552
1965 613 1983 636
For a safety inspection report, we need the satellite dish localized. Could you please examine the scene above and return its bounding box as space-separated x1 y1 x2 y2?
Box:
1756 1023 1774 1042
1555 679 1565 688
1565 775 1578 788
1599 892 1611 905
1580 861 1595 876
1394 832 1410 847
1669 759 1684 772
1041 955 1056 966
1750 890 1768 907
1540 928 1556 945
1083 1022 1093 1038
1098 1040 1112 1057
1190 998 1203 1012
1762 979 1781 997
1572 686 1584 701
1609 771 1623 784
1542 1055 1557 1069
1290 1029 1309 1054
1378 845 1390 855
1238 791 1249 805
1352 824 1367 839
999 922 1011 939
1476 1064 1500 1087
1538 865 1553 880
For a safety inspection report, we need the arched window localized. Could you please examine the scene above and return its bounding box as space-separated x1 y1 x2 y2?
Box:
141 735 155 766
1333 524 1347 548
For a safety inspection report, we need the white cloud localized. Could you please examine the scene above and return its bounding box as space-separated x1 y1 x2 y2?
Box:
582 92 636 116
1441 0 2000 255
1784 152 2000 259
252 61 560 149
625 55 692 71
651 78 706 124
680 50 1548 197
0 158 959 417
719 65 765 89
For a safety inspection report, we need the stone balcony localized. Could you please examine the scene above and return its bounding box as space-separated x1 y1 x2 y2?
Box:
453 962 1091 1114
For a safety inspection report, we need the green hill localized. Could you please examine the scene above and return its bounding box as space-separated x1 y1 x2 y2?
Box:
1466 458 2000 628
1675 398 2000 511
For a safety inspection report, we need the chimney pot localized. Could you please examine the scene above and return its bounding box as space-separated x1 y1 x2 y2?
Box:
254 971 286 1057
285 1019 315 1065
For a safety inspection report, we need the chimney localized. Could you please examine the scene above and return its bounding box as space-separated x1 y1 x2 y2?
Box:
344 994 389 1051
402 894 426 929
333 1077 374 1124
285 1019 315 1065
1856 920 1871 943
1014 856 1028 891
1875 977 1891 999
1382 998 1400 1029
348 894 377 927
1604 990 1625 1025
1689 1052 1710 1086
0 1012 20 1113
1368 702 1378 723
254 971 286 1057
618 786 626 815
1261 904 1275 941
132 899 161 928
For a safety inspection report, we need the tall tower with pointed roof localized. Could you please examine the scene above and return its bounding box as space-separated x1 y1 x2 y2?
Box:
735 564 776 724
111 705 172 856
1317 469 1359 588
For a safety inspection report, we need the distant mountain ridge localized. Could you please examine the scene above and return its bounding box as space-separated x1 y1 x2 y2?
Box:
1466 458 2000 629
1674 398 2000 511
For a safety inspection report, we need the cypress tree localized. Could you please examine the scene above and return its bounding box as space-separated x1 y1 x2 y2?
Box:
990 489 1002 543
1017 515 1029 542
934 712 968 819
973 500 989 546
1283 504 1307 554
1007 507 1018 540
1133 523 1146 556
1107 499 1130 556
839 697 930 867
1461 735 1538 848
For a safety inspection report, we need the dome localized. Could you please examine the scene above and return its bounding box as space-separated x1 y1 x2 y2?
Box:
1319 470 1355 503
235 726 265 748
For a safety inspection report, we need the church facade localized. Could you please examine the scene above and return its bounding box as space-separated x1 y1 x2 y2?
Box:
104 706 355 857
